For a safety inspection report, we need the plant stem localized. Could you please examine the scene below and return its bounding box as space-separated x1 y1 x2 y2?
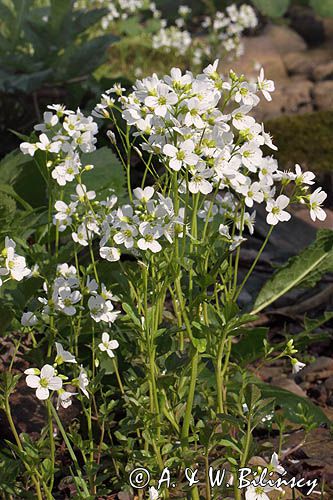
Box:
4 397 43 500
181 349 199 444
234 225 274 301
47 400 55 492
50 402 90 497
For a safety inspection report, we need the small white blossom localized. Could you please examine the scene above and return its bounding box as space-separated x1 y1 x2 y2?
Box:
98 332 119 358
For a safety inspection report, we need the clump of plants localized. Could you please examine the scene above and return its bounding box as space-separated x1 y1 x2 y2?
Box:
76 1 258 79
0 61 329 499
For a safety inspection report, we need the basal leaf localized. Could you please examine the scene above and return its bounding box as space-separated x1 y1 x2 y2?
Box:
253 230 333 314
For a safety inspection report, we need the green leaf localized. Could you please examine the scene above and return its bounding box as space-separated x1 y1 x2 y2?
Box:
0 300 14 336
79 146 126 200
251 0 290 17
258 383 330 425
253 230 333 314
50 0 72 33
59 35 117 79
309 0 333 17
192 337 207 353
231 327 268 366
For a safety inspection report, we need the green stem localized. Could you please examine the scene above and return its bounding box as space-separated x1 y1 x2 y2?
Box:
47 400 55 492
49 402 90 497
181 349 199 444
4 397 43 500
112 358 124 395
234 225 274 301
215 328 228 414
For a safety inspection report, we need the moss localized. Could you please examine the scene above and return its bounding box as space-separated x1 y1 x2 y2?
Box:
265 111 333 172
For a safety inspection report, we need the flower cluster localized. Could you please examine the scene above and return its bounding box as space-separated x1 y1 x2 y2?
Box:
20 106 98 187
74 1 257 71
24 342 85 404
0 237 30 287
92 61 326 244
24 333 119 403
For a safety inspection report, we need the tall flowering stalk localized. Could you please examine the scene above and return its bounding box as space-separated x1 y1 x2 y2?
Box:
3 61 326 499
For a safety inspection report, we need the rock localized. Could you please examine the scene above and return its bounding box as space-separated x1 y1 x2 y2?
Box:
300 356 333 382
313 81 333 110
282 79 314 114
255 79 313 121
264 24 307 54
294 207 333 229
284 49 333 78
325 376 333 391
313 60 333 81
274 378 307 398
289 5 325 47
323 18 333 42
222 33 288 82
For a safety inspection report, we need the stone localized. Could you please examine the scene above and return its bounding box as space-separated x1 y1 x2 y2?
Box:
254 79 313 121
284 49 333 77
323 18 333 42
313 60 333 81
282 79 314 114
313 81 333 110
264 24 307 54
289 5 325 47
325 376 333 391
273 378 307 398
221 33 288 82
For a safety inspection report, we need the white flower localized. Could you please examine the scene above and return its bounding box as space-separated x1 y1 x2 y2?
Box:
133 186 155 203
309 187 327 221
36 133 61 153
295 164 315 185
34 111 59 132
100 246 121 261
25 364 62 400
163 140 199 171
188 165 213 195
51 154 80 186
71 184 96 203
72 224 90 246
239 181 264 207
20 142 38 156
21 311 38 327
78 366 89 398
88 295 120 324
55 342 77 364
257 68 275 101
145 84 177 116
261 124 277 150
137 222 162 253
232 105 255 130
113 224 138 249
291 358 306 374
98 332 119 358
57 390 77 410
245 484 277 500
269 452 285 475
0 244 30 282
266 195 291 225
55 286 81 316
149 486 159 500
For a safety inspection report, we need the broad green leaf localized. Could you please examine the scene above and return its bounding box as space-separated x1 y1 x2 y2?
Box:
78 146 126 200
259 383 330 425
253 230 333 314
251 0 290 17
50 0 71 33
192 336 207 353
0 300 14 336
310 0 333 17
231 327 268 366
